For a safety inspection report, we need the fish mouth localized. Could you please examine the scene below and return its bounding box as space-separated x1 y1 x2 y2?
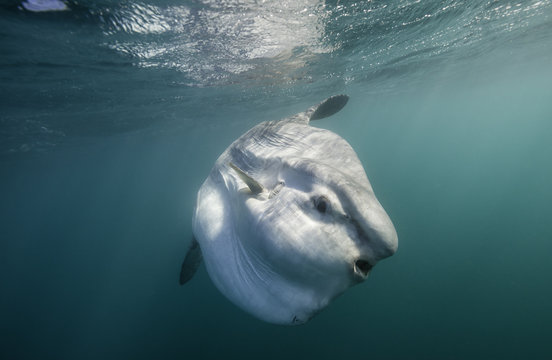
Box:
353 259 373 279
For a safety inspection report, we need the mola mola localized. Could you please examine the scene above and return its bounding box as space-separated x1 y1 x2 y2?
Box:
180 95 398 325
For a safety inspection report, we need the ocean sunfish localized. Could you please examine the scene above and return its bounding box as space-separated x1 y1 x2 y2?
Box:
180 95 398 325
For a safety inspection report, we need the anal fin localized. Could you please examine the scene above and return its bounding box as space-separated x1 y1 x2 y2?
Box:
179 237 203 285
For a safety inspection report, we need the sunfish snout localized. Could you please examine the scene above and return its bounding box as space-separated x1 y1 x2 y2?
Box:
343 186 398 273
351 212 397 281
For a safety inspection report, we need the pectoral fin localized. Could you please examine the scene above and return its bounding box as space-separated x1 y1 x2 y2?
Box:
179 238 203 285
229 162 264 195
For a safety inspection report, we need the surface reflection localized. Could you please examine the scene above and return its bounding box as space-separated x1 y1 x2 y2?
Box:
103 1 330 86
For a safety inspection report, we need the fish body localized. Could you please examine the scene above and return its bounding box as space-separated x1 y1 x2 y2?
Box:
181 95 398 325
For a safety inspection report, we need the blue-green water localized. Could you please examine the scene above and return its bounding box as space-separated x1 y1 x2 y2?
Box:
1 1 552 359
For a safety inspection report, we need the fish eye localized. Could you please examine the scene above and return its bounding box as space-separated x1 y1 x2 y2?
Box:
313 196 330 214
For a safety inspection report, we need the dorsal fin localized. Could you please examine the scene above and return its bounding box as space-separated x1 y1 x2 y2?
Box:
229 162 264 195
308 95 349 121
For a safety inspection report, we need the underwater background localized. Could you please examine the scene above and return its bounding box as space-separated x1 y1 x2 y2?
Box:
1 0 551 359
